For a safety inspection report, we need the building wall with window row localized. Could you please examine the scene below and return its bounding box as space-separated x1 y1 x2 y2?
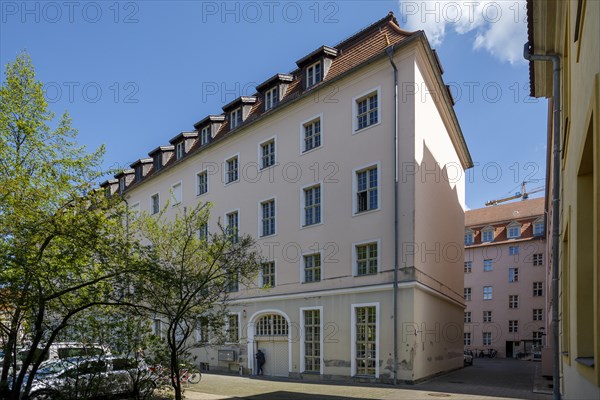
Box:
103 13 472 383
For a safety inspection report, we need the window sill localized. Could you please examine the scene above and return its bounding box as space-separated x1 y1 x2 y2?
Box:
301 222 323 230
259 233 278 239
300 146 322 157
575 357 595 368
196 192 209 198
353 208 381 218
354 272 378 277
224 179 239 187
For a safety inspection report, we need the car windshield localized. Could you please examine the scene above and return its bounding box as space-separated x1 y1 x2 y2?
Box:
36 360 71 376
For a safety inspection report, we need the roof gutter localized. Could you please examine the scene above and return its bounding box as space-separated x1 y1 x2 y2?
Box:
523 41 561 400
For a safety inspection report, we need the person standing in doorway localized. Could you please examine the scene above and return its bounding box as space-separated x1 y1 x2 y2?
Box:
256 349 265 375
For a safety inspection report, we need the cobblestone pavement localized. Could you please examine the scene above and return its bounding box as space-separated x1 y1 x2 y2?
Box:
185 358 552 400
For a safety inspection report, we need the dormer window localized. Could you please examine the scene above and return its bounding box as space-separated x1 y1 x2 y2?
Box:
507 222 521 239
481 226 494 243
119 178 126 194
175 142 185 160
200 126 210 146
135 166 143 182
264 87 278 111
153 156 162 172
533 218 545 236
464 229 474 245
230 108 242 129
306 61 322 88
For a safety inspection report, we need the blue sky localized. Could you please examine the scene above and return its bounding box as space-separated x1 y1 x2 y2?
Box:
0 0 547 209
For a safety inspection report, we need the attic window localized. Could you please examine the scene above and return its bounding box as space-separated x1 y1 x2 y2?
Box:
507 222 521 239
200 126 211 146
175 142 185 160
481 227 494 243
306 61 322 88
153 156 162 172
464 230 474 245
135 166 143 182
264 87 278 111
230 108 242 129
119 178 126 194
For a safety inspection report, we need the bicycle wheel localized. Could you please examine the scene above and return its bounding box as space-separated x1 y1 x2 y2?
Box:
188 372 202 384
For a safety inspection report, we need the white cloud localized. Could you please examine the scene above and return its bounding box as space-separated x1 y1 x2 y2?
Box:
398 0 527 64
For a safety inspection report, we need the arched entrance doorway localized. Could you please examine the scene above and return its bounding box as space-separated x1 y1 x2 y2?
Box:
247 310 291 377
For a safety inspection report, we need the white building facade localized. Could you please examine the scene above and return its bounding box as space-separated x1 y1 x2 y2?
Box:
104 13 472 383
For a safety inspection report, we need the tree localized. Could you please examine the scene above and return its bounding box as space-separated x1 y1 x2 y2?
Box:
0 53 141 399
131 201 262 400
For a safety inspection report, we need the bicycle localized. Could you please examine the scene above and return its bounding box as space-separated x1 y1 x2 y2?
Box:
149 363 202 388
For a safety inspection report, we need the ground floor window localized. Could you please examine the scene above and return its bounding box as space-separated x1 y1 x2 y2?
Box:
303 309 321 372
355 306 376 376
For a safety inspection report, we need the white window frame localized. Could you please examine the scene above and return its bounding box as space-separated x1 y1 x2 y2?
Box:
352 238 381 276
352 161 381 216
533 218 545 236
230 108 242 129
200 126 211 146
299 306 324 374
150 193 160 215
350 302 380 378
258 136 277 170
299 114 323 155
509 267 519 283
464 229 474 245
464 332 472 346
224 153 240 185
196 170 209 196
352 87 381 133
175 141 185 160
509 294 519 309
533 308 543 321
196 320 210 343
464 287 472 301
533 253 543 266
483 286 493 300
509 245 519 256
464 261 472 273
306 60 322 88
225 209 240 244
301 250 323 283
259 259 277 288
483 310 492 323
225 312 241 344
258 197 277 237
507 222 521 239
481 226 494 242
300 182 323 228
264 86 278 110
464 311 471 323
198 222 209 241
482 331 492 346
171 181 182 206
508 320 519 333
483 259 493 271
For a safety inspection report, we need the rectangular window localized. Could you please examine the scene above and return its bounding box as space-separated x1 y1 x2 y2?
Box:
200 126 210 145
356 166 378 213
230 108 242 129
226 156 239 184
464 312 471 323
464 332 471 346
304 253 321 283
507 226 521 238
464 288 472 301
483 311 492 323
483 286 493 300
533 282 543 297
509 267 519 282
151 193 160 214
172 182 182 205
197 320 209 343
533 253 543 266
227 314 239 342
198 223 208 240
356 243 378 276
119 178 126 193
261 199 276 237
303 118 321 152
153 156 161 172
226 211 239 244
303 185 321 226
264 87 278 110
225 268 239 292
356 92 378 131
464 261 472 273
509 245 519 255
509 295 519 309
153 319 162 338
483 332 492 346
483 259 493 271
482 230 494 242
306 61 322 88
135 166 143 182
508 320 519 333
533 309 543 321
303 309 321 372
355 306 376 376
175 142 184 160
197 171 208 196
464 232 474 245
261 262 275 288
534 222 545 236
260 139 275 169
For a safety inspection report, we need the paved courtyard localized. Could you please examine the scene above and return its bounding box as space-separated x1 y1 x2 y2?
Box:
184 358 552 400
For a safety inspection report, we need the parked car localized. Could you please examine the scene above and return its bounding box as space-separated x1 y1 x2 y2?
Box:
464 351 473 366
18 342 110 365
25 356 155 399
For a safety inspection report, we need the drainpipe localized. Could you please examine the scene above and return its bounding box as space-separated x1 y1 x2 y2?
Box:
386 45 399 386
523 42 561 400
